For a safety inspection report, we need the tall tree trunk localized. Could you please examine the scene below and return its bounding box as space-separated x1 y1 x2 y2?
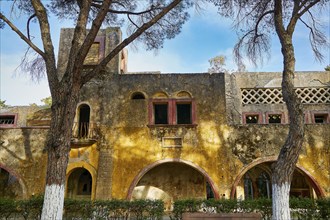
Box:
41 87 79 220
272 35 305 219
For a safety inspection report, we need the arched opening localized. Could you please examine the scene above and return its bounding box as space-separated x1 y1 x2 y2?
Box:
66 168 92 200
290 170 313 198
128 160 218 211
242 166 271 199
131 92 145 100
0 168 23 199
233 160 322 200
78 104 90 138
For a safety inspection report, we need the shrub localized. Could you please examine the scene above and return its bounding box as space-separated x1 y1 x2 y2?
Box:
0 198 164 220
170 197 330 220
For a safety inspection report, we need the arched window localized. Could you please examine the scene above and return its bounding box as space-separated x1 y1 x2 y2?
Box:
131 92 145 100
78 104 90 138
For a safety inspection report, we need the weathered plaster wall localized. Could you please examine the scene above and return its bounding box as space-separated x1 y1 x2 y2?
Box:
0 128 48 197
99 73 230 199
67 71 329 200
225 124 330 196
1 106 45 127
1 71 329 201
225 71 330 124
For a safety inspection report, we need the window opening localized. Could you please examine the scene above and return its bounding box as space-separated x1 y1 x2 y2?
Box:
314 114 327 123
84 43 100 65
246 115 259 124
257 172 271 198
79 105 90 138
206 181 215 199
0 115 15 125
177 103 191 124
244 175 253 199
132 92 145 100
154 103 168 124
268 114 281 124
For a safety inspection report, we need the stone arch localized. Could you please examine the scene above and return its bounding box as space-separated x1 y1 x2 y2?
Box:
174 91 192 99
0 164 27 199
131 91 146 100
230 156 325 199
66 162 97 200
152 91 169 98
127 158 219 201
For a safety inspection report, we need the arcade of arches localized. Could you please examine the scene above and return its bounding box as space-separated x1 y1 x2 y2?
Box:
1 161 322 203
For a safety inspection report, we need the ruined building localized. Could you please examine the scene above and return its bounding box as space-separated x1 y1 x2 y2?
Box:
1 28 329 209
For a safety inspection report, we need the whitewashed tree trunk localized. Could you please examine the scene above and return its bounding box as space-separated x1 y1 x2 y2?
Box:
41 184 65 220
272 182 291 220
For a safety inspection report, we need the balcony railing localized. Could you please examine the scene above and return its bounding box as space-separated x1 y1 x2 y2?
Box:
72 122 97 140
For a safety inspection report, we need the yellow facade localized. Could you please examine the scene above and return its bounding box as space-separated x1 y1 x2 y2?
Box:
0 28 329 203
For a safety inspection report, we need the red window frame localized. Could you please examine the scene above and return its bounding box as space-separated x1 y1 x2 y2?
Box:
265 112 285 124
148 99 196 126
311 111 329 124
242 112 263 124
0 114 18 128
95 36 105 61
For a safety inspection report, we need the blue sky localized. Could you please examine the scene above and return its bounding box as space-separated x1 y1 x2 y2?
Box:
1 2 329 106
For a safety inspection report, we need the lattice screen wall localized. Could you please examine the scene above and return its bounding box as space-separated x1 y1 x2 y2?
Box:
241 87 330 104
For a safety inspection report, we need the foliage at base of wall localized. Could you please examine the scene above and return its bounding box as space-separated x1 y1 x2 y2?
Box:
0 196 164 220
170 198 330 220
0 197 329 220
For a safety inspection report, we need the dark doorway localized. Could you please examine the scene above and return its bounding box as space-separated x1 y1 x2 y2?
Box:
79 104 90 138
67 168 92 200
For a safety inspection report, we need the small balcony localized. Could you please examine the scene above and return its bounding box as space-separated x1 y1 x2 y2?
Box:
71 122 97 147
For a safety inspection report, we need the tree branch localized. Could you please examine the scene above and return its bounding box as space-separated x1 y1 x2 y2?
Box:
74 0 112 74
0 12 44 57
91 2 165 15
27 14 36 40
31 0 58 92
127 14 140 29
299 14 327 61
287 0 321 34
64 0 92 83
297 0 320 17
254 9 274 37
81 0 183 85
